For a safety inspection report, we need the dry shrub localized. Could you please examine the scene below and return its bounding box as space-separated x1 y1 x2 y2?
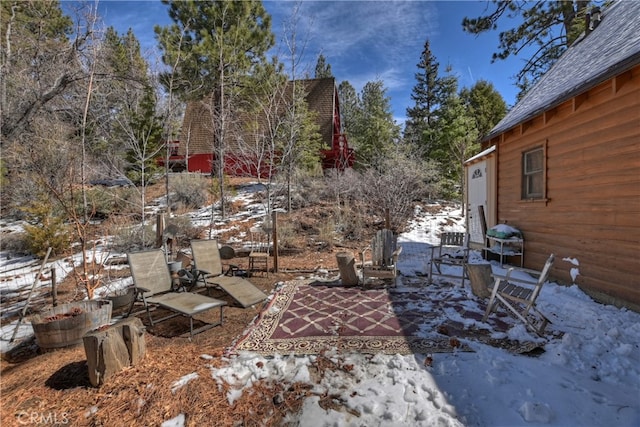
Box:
334 204 366 241
317 218 336 249
354 152 434 231
165 215 204 248
82 186 139 219
169 173 209 209
0 231 29 254
21 198 71 258
106 215 156 252
276 219 297 249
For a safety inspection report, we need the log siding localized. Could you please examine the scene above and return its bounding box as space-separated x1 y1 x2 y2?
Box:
489 65 640 309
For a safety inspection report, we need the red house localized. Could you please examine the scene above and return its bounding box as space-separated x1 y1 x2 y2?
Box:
160 77 354 176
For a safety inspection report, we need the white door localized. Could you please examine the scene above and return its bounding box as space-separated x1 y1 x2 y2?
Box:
467 160 487 245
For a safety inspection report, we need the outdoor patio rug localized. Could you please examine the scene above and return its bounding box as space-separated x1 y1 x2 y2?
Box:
231 280 480 356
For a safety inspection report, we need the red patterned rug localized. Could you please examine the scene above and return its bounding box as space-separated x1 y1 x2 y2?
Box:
231 280 479 355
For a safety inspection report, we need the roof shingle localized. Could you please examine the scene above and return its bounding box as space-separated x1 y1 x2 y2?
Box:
485 1 640 141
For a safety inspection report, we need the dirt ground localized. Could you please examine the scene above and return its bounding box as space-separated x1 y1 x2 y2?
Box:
0 180 390 427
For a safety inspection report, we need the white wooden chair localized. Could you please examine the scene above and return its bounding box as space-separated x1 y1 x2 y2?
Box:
427 232 470 286
482 253 555 336
360 229 402 285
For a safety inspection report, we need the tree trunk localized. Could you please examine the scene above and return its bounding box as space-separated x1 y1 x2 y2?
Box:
336 252 359 286
467 263 493 299
82 317 146 387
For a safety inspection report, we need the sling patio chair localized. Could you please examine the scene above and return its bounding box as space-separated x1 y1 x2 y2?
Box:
360 229 403 286
189 239 267 308
482 253 555 336
127 249 226 339
427 231 470 286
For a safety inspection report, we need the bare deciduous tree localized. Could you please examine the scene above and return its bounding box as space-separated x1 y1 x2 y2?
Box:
357 149 436 231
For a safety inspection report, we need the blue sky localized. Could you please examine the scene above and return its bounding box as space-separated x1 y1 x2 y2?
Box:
90 1 529 124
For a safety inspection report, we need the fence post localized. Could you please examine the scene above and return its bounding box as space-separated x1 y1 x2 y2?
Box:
384 208 390 229
51 267 57 307
156 213 165 248
272 211 278 273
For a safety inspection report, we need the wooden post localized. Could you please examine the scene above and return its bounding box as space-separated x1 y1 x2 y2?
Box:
336 252 359 286
384 208 391 230
156 213 165 248
11 247 52 343
51 268 57 307
272 211 279 273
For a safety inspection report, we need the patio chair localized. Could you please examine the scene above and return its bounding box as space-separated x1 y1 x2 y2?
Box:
482 253 555 336
360 229 403 285
127 249 226 339
427 232 470 286
190 239 267 308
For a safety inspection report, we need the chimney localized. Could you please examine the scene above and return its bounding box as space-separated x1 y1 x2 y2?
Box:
585 11 591 35
589 6 602 33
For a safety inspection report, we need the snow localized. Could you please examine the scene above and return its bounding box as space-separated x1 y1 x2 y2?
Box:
171 373 199 394
2 187 639 426
563 257 581 283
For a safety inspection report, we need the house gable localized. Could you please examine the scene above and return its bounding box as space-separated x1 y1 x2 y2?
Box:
178 78 337 156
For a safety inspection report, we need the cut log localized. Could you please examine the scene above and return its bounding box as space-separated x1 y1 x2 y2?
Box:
467 263 493 299
83 317 146 387
336 252 359 286
122 318 146 365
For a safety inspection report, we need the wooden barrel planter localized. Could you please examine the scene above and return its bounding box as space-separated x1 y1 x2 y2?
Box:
106 287 136 311
31 300 112 349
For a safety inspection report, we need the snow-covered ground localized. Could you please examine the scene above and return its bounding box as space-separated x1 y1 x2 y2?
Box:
2 185 639 427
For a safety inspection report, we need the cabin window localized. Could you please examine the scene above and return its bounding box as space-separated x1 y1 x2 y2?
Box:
522 146 544 199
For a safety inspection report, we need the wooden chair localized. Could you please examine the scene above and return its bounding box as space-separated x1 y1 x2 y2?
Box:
360 229 403 285
127 249 226 339
482 253 555 336
427 232 470 286
248 228 270 277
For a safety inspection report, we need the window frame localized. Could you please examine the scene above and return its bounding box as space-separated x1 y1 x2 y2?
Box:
521 143 547 200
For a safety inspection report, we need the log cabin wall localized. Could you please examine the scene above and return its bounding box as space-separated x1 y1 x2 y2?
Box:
493 64 640 310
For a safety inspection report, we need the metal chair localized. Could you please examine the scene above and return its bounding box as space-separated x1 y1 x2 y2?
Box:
127 249 226 339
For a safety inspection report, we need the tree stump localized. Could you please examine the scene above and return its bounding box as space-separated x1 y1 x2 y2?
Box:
336 252 359 286
83 317 146 387
467 263 493 299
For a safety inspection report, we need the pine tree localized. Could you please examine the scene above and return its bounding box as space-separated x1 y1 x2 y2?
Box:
314 54 333 78
124 85 164 186
459 80 507 140
155 0 274 218
93 27 150 172
279 83 322 174
356 79 400 167
338 80 360 142
155 0 274 101
1 0 76 142
404 39 441 156
437 90 479 199
462 1 592 95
